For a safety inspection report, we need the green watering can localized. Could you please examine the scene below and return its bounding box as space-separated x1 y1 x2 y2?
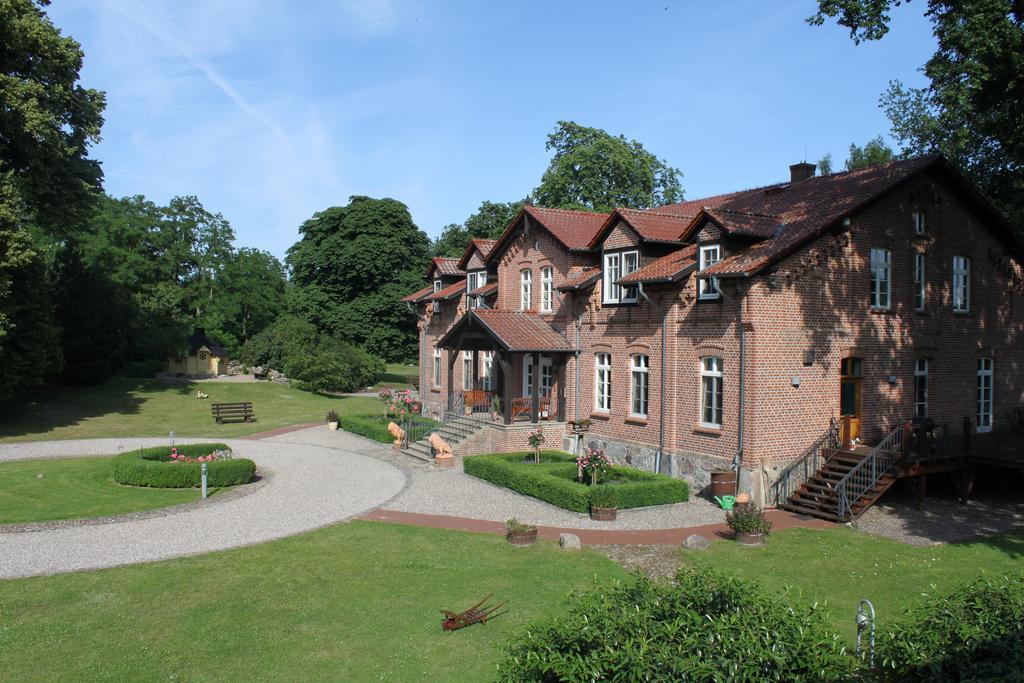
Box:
714 495 736 510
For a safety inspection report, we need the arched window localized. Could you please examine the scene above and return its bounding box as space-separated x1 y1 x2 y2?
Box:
870 248 891 309
595 353 611 412
540 266 553 313
630 355 649 418
520 269 532 311
700 357 723 427
977 358 993 432
914 358 928 418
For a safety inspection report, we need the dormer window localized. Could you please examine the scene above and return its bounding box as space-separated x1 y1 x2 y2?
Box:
913 209 926 235
467 270 487 309
603 250 639 304
433 279 442 293
698 244 721 299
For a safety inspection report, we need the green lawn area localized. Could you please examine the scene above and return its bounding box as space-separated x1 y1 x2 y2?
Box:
684 526 1024 641
0 455 210 524
0 378 379 443
0 521 625 682
372 362 419 390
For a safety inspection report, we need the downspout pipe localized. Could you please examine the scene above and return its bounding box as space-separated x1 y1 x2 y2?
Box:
638 283 666 474
732 283 747 485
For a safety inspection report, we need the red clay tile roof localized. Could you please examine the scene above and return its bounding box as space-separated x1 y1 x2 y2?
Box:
426 257 464 279
424 280 466 302
556 266 601 291
618 244 698 284
695 155 943 278
468 282 498 297
401 284 435 303
457 238 499 270
701 208 783 239
485 206 609 265
452 310 576 352
589 208 694 248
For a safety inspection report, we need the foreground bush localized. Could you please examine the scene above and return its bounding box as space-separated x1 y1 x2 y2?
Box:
463 451 688 512
499 566 850 682
113 444 255 488
877 573 1024 681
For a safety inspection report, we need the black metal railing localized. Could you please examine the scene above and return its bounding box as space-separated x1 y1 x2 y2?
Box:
400 413 441 449
770 418 840 506
836 422 909 520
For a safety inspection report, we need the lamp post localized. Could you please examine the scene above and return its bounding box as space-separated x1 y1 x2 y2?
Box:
169 431 175 448
201 462 208 499
856 599 876 667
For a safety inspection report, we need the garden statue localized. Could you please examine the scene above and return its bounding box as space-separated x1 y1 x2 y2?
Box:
387 421 405 449
429 432 454 467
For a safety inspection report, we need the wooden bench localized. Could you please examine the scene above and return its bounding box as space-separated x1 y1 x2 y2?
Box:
211 401 255 423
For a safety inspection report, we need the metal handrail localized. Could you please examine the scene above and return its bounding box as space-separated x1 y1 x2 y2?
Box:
835 422 909 520
770 418 840 506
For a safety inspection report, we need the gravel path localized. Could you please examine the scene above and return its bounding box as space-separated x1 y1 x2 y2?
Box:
0 432 405 579
272 428 727 530
856 494 1024 545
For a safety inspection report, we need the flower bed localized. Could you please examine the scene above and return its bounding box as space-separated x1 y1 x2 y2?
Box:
338 414 441 444
463 451 688 513
112 444 255 488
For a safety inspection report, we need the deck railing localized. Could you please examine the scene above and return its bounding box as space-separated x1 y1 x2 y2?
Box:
769 418 840 507
835 422 910 520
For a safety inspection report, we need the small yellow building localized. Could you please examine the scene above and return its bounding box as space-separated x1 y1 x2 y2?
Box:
167 328 230 377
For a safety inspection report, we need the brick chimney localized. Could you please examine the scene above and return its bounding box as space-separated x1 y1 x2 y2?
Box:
789 162 816 183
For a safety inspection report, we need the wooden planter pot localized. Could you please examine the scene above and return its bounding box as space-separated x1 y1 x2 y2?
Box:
590 506 617 522
735 531 765 546
506 529 538 546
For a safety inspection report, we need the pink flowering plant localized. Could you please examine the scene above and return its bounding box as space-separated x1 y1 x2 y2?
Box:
528 427 545 464
577 447 612 485
169 446 220 464
379 389 421 419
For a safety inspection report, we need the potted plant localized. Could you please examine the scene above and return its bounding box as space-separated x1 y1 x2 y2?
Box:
726 504 772 546
569 418 592 435
528 427 545 464
326 410 339 431
589 486 619 521
505 518 538 546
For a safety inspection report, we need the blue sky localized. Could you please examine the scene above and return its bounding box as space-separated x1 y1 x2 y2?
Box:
50 1 937 259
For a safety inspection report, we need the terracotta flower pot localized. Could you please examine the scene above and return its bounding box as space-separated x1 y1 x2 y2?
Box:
735 531 765 546
590 506 617 521
506 529 538 546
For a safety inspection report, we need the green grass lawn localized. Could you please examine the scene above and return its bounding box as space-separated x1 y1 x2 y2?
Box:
0 521 625 682
371 362 420 390
0 455 210 524
0 378 379 443
684 526 1024 641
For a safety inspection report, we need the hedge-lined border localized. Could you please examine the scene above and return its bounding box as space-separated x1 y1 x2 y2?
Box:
463 451 689 513
112 444 255 488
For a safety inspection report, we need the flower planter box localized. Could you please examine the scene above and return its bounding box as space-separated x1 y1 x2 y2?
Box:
590 506 617 521
735 531 765 546
506 529 538 546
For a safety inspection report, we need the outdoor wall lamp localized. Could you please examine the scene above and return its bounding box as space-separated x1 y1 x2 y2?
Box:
790 376 801 388
887 375 898 385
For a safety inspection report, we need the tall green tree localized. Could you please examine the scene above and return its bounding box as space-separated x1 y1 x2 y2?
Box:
0 0 105 398
810 0 1024 227
532 121 684 213
286 196 430 361
845 136 895 170
202 248 286 352
431 199 524 257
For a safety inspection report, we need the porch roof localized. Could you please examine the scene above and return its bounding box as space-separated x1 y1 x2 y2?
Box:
437 309 577 353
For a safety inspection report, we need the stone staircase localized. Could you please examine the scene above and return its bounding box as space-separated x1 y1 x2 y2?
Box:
400 415 486 462
780 447 898 521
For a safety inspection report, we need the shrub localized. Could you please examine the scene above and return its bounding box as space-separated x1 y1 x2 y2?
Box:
122 359 166 378
337 414 395 443
498 566 851 681
588 486 619 509
112 444 255 488
726 503 773 535
463 451 688 513
505 518 536 534
876 573 1024 681
325 410 339 423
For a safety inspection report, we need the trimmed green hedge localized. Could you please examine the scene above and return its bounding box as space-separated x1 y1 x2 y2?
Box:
463 451 688 513
338 414 440 444
112 444 255 488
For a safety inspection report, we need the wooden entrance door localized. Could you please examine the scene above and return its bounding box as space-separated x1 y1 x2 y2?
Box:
840 357 862 444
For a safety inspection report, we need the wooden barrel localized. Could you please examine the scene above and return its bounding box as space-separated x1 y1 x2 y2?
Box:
710 470 736 496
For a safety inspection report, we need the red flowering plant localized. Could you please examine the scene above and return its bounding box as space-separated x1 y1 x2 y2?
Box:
577 447 612 485
169 447 219 464
379 389 421 419
528 427 545 464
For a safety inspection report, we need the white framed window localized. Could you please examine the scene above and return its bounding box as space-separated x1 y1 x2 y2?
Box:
621 251 639 302
540 266 553 313
482 352 494 391
595 353 611 412
433 279 442 293
700 357 723 428
953 256 970 312
913 209 926 235
870 248 891 310
602 252 621 304
914 358 928 418
914 253 926 312
520 269 532 311
467 271 486 309
698 244 721 299
977 358 993 432
522 356 552 398
630 355 649 418
463 351 474 391
432 346 441 386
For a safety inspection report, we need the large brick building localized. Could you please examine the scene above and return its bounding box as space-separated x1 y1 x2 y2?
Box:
402 156 1024 504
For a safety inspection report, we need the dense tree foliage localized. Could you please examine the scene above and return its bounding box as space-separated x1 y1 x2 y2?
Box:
811 0 1024 228
532 121 684 213
431 199 524 257
286 196 430 362
0 0 105 398
846 135 896 170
